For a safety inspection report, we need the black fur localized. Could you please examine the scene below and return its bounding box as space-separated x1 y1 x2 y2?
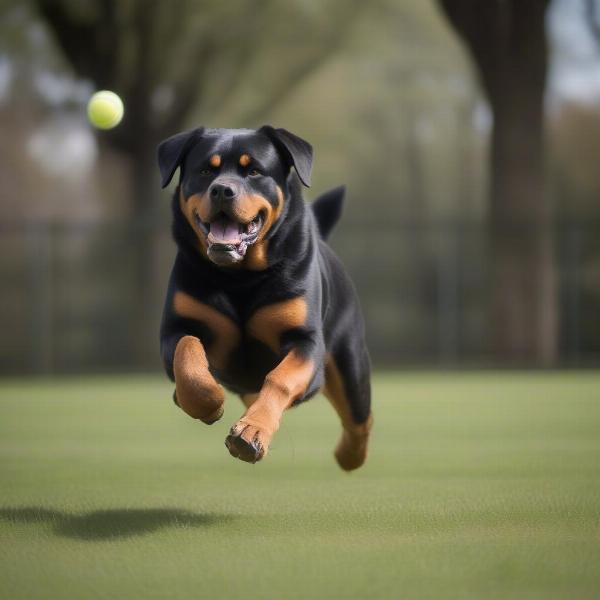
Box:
158 128 204 188
311 186 345 240
158 127 371 424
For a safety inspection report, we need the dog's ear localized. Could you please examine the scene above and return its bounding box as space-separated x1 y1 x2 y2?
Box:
157 128 204 188
259 126 313 187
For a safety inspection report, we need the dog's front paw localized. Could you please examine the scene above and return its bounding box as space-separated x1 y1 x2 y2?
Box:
224 420 272 464
173 336 225 424
174 380 225 424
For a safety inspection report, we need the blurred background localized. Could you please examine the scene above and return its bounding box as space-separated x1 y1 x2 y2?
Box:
1 0 599 375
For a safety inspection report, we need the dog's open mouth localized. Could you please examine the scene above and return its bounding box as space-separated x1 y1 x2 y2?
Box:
194 211 264 265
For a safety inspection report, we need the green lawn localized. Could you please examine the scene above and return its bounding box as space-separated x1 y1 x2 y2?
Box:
1 372 599 599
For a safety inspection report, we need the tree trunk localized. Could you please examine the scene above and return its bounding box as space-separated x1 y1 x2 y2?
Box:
438 0 557 365
490 72 556 364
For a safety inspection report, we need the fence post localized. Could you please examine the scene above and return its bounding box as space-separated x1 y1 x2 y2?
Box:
437 221 461 363
564 222 581 362
27 222 54 374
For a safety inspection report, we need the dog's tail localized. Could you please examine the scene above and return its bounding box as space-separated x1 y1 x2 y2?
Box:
311 185 345 241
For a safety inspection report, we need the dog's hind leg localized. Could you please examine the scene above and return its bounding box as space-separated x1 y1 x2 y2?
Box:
323 347 372 471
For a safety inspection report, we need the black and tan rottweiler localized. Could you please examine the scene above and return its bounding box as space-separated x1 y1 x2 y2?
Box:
157 126 372 470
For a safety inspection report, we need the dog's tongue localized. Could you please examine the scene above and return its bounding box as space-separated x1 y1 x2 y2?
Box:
209 217 242 244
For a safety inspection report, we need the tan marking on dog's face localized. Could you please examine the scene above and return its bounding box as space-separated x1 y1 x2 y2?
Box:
179 188 209 257
238 185 283 270
230 193 271 224
179 185 284 270
209 154 221 168
262 185 284 238
173 291 241 369
235 185 283 238
183 190 212 224
239 154 251 167
246 296 307 352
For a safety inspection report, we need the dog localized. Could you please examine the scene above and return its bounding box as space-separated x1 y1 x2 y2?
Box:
157 126 372 470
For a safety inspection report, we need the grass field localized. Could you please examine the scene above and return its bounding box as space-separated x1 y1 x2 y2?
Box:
1 372 599 599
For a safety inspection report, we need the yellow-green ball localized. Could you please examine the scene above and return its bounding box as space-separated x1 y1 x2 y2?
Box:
87 90 124 130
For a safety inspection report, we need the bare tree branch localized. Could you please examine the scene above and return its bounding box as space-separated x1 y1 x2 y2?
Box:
437 0 556 363
160 37 218 135
33 0 120 88
200 1 275 120
237 0 365 126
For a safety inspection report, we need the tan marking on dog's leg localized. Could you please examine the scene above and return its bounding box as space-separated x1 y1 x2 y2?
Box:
173 336 225 424
240 393 258 408
173 291 240 370
240 186 283 271
226 351 314 463
323 356 372 471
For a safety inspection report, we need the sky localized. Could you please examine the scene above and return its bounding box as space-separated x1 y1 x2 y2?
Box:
547 0 600 106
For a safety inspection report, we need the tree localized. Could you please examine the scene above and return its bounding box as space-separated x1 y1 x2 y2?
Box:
438 0 556 364
33 0 361 365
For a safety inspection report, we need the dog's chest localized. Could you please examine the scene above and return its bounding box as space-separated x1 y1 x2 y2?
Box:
173 290 307 392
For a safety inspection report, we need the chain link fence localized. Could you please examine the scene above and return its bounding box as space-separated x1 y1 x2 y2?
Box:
1 218 599 374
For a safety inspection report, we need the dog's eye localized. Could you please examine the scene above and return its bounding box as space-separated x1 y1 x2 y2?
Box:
199 169 212 177
248 168 261 177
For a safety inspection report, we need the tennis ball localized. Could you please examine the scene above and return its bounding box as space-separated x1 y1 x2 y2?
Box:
87 90 124 130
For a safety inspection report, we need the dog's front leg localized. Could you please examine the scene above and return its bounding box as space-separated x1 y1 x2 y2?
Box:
172 335 225 424
225 350 315 463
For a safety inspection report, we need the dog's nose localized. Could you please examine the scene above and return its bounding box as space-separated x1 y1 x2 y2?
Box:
209 182 238 203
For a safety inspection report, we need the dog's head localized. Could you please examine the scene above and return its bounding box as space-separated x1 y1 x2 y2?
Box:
158 126 313 268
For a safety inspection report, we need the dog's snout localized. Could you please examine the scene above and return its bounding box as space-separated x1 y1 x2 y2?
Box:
209 182 238 203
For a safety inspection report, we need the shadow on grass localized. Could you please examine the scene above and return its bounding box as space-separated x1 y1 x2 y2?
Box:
0 506 233 541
